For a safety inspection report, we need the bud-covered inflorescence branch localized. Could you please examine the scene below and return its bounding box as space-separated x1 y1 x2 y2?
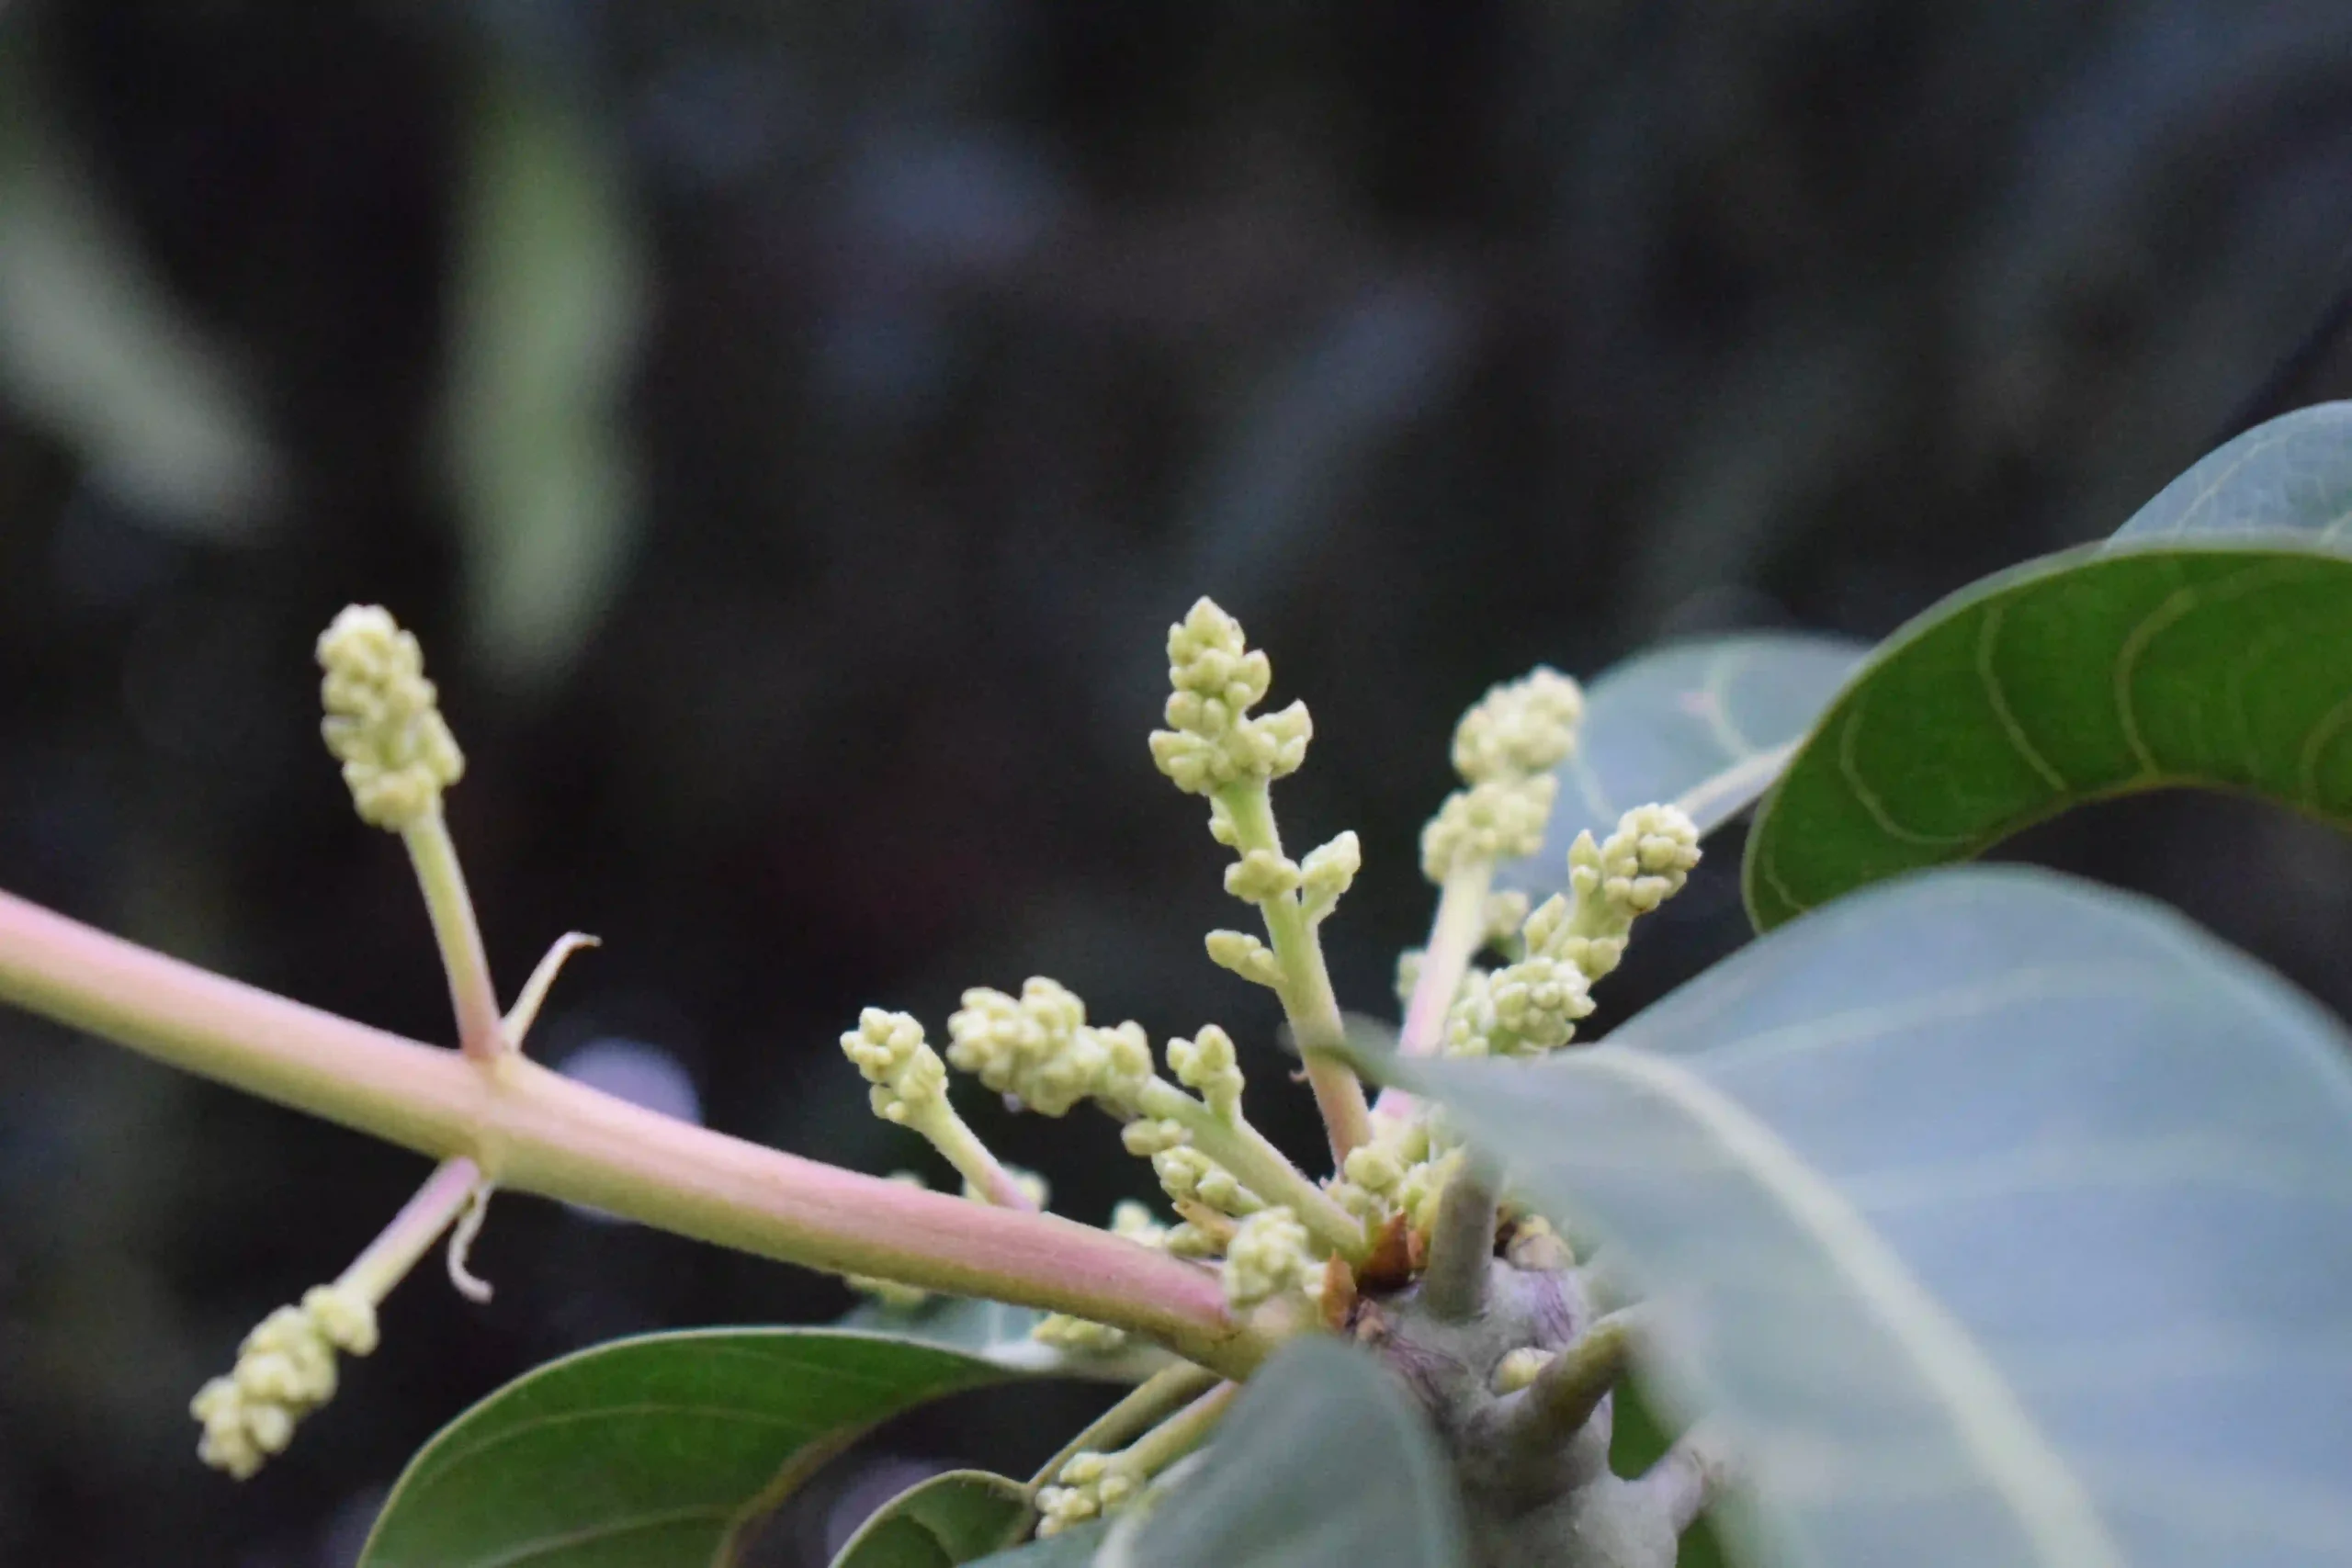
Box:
1148 597 1374 1163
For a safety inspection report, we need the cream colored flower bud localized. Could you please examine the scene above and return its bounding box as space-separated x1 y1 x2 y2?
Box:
1148 599 1312 795
189 1283 381 1479
1483 890 1531 946
1033 1314 1130 1356
842 1009 947 1125
1122 1117 1192 1157
315 605 465 831
1153 1146 1263 1217
1299 831 1362 921
1494 1347 1557 1394
1111 1199 1170 1248
1223 1206 1313 1309
1205 929 1283 988
1167 1024 1244 1122
1487 954 1596 1054
1223 848 1302 903
1451 667 1585 784
1420 774 1557 882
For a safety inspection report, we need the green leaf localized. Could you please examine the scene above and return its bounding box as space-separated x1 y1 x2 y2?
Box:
837 1296 1170 1382
1501 635 1864 897
1746 402 2352 928
1350 867 2352 1568
832 1470 1033 1568
360 1329 1031 1568
1109 1337 1470 1568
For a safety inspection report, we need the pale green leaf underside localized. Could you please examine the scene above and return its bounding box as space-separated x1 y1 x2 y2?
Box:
361 1329 1029 1568
1501 635 1864 897
1359 868 2352 1568
832 1470 1033 1568
1747 402 2352 928
1103 1337 1470 1568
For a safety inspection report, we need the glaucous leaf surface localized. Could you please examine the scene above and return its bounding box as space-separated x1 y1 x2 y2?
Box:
838 1295 1168 1381
1747 403 2352 928
832 1470 1033 1568
1100 1337 1470 1568
1354 868 2352 1568
1500 636 1864 897
969 1524 1107 1565
361 1330 1029 1568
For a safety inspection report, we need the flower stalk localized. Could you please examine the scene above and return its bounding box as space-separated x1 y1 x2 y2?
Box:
0 886 1272 1377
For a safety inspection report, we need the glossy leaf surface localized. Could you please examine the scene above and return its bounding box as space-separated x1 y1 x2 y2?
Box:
832 1470 1033 1568
1105 1337 1470 1568
1501 635 1863 897
1747 403 2352 927
1353 868 2352 1568
362 1329 1027 1568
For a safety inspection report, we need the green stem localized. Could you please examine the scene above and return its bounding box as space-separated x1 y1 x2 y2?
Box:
337 1155 483 1303
914 1104 1039 1212
1136 1078 1365 1263
1119 1381 1238 1478
0 886 1273 1378
401 810 505 1060
1214 783 1373 1163
1031 1361 1222 1492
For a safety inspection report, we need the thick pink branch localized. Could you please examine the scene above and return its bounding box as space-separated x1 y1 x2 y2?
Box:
0 888 1264 1375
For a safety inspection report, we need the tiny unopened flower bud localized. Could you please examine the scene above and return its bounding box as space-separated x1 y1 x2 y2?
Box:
1420 775 1557 882
1110 1200 1170 1248
1223 1207 1314 1309
1487 953 1596 1054
1299 831 1362 921
1153 1146 1263 1217
1494 1346 1557 1394
1148 599 1313 795
1033 1314 1130 1356
1482 890 1531 946
1166 1024 1244 1122
189 1283 379 1480
1224 848 1302 903
1122 1117 1192 1157
841 1009 946 1124
316 605 465 831
1205 929 1283 988
1451 668 1585 785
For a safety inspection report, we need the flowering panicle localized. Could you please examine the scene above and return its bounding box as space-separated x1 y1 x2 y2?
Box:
1443 803 1701 1059
316 606 464 832
1148 599 1312 795
190 1286 378 1480
1419 668 1584 883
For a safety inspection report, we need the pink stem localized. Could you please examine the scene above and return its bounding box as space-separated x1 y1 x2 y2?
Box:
0 888 1263 1374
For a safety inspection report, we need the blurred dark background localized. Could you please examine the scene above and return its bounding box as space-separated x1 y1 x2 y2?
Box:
5 2 2352 1563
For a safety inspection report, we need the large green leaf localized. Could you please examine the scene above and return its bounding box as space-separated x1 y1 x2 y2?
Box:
361 1329 1032 1568
837 1295 1169 1382
832 1470 1033 1568
1746 402 2352 928
1104 1337 1470 1568
1500 636 1864 897
969 1523 1106 1564
1350 867 2352 1568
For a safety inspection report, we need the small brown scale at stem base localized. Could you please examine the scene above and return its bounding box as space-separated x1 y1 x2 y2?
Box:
1343 1214 1721 1568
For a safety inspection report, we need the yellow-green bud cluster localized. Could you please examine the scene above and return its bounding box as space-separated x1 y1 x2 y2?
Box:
315 605 465 831
189 1284 378 1480
1148 598 1311 795
1421 774 1557 882
1038 1450 1145 1537
944 978 1153 1117
1166 1024 1243 1122
1443 803 1701 1057
1419 666 1589 883
840 1009 945 1125
1329 1112 1456 1233
1221 1207 1315 1309
1155 1145 1264 1218
1451 667 1584 784
1205 928 1282 988
1298 831 1362 923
